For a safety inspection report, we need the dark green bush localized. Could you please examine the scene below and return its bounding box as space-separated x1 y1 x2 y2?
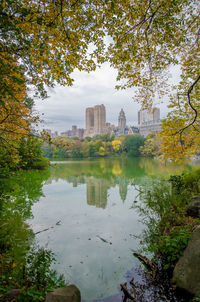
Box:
137 168 200 269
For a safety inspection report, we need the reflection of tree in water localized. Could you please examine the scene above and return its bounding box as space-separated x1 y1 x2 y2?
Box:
139 158 185 178
1 169 50 220
47 158 186 211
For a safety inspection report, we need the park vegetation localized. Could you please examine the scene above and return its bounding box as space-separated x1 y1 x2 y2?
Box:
0 170 66 301
0 0 199 300
0 0 199 164
41 134 154 159
135 168 200 301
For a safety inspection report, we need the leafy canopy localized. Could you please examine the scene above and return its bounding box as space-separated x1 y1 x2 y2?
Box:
1 0 199 161
103 0 200 161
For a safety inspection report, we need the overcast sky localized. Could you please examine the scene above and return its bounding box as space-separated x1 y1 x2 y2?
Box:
34 62 176 134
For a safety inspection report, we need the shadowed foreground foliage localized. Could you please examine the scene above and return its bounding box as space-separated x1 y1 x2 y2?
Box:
0 170 65 301
135 169 200 270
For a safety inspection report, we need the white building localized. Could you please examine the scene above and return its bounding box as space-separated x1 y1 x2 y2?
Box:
138 108 161 137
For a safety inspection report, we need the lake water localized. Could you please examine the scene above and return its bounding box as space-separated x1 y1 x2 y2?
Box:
27 157 188 301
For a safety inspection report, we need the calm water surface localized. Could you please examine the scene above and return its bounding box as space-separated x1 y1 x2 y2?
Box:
28 157 187 301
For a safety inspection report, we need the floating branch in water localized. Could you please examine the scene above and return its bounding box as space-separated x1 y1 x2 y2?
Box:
34 221 61 235
97 235 112 245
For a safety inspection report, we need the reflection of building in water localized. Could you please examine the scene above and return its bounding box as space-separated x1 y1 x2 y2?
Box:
67 176 85 187
46 172 131 208
118 178 129 202
86 177 111 209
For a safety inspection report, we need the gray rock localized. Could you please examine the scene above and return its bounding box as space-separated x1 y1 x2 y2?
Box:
172 226 200 295
186 195 200 218
5 289 21 301
45 285 81 302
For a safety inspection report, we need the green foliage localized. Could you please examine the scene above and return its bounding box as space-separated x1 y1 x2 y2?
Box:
18 136 49 170
31 158 50 170
136 168 200 269
169 175 184 194
169 169 200 195
43 135 147 159
193 293 200 302
18 247 66 302
0 170 65 301
0 135 49 174
98 146 106 156
123 135 145 157
0 142 19 177
1 0 199 163
139 134 161 157
157 226 191 269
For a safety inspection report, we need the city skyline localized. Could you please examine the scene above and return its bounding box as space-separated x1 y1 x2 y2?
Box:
34 63 171 133
48 105 160 138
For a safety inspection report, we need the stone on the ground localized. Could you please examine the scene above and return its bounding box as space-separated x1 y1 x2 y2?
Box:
172 226 200 295
45 285 81 302
186 195 200 218
4 289 21 301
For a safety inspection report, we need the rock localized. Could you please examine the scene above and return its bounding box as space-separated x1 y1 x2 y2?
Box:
186 195 200 218
45 285 81 302
4 289 21 301
172 226 200 295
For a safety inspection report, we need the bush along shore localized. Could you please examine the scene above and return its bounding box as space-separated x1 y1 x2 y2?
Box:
131 168 200 301
0 166 83 302
0 171 68 302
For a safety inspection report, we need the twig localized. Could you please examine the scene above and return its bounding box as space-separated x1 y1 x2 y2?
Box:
34 220 61 235
133 252 157 278
96 235 112 245
120 283 135 301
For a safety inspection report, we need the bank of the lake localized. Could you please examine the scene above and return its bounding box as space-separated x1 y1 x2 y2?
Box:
0 157 199 302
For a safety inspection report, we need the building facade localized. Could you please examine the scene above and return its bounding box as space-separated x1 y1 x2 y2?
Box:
118 108 126 130
138 107 161 137
61 126 84 138
85 104 106 137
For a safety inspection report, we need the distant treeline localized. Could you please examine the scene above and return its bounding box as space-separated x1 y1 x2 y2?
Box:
42 134 161 159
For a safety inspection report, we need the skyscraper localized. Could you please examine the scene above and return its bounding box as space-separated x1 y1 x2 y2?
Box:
85 107 94 136
118 109 126 129
138 107 160 125
138 107 161 137
85 104 106 137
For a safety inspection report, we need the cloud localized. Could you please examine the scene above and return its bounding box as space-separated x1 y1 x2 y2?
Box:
34 63 172 133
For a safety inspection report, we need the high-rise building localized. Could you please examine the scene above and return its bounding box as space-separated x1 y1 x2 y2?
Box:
138 107 160 126
118 108 126 130
85 104 106 137
85 107 94 136
138 107 161 137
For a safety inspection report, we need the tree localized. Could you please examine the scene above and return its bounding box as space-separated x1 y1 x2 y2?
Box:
0 53 32 139
0 0 109 98
1 0 199 162
98 146 106 156
0 52 35 173
112 140 122 153
18 136 49 169
123 135 145 157
104 0 199 161
140 134 161 157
